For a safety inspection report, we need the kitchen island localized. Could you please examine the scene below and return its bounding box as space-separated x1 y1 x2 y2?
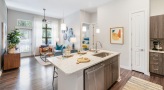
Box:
47 50 121 90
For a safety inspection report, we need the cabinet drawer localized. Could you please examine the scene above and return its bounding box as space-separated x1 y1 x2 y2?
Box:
150 52 161 57
150 57 162 65
150 53 162 66
150 64 163 75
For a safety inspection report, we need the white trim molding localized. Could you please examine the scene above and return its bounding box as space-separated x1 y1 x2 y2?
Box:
0 70 2 77
129 9 149 75
120 65 131 70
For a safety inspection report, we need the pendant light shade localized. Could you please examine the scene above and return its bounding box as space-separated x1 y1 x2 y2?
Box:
61 23 66 31
61 10 67 31
70 37 76 43
82 26 87 32
96 28 100 33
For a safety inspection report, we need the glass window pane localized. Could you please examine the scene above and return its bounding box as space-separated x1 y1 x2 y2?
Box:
47 23 51 28
42 23 46 28
42 23 52 45
19 29 31 53
42 38 46 44
17 19 32 27
20 45 31 53
20 30 30 43
42 30 46 37
47 30 52 37
48 38 52 44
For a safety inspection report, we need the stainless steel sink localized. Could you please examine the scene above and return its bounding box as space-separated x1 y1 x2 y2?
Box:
93 52 112 58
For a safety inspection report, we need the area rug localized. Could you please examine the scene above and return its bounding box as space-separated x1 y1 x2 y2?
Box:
123 76 163 90
35 56 52 66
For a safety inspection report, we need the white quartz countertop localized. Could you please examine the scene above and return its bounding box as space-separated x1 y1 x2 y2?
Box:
150 50 164 53
47 50 120 75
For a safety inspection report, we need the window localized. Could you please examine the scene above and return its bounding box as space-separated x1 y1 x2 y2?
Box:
17 19 32 27
42 23 52 45
17 19 32 53
19 29 32 53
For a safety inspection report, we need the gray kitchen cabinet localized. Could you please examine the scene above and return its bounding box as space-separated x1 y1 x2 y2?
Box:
150 15 164 39
157 15 164 38
150 16 158 38
163 55 164 75
104 62 112 89
149 52 164 75
112 59 119 84
85 55 119 90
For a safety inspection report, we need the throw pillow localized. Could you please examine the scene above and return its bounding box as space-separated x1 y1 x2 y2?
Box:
56 43 63 50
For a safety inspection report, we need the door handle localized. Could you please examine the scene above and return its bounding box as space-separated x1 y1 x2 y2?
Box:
140 49 144 51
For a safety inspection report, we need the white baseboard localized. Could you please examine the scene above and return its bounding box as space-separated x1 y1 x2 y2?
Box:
120 65 131 70
121 65 150 76
144 72 150 76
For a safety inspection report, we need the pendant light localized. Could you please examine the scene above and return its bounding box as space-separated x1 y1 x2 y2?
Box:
61 10 66 31
96 24 100 33
82 26 87 32
42 8 47 23
96 28 100 33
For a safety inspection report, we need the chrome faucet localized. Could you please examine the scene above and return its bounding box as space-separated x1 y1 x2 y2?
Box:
95 41 103 53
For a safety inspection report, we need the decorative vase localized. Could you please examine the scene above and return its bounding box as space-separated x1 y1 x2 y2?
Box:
8 48 15 54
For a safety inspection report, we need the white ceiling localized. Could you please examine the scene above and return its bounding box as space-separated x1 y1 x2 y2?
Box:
5 0 112 19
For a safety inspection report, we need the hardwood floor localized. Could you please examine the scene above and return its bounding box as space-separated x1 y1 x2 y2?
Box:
0 57 57 90
111 69 164 90
0 57 164 90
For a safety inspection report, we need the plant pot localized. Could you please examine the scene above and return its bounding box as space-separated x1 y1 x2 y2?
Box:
8 48 15 54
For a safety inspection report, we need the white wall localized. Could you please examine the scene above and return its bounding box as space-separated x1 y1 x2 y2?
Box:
8 9 60 57
80 11 97 24
80 10 95 49
8 9 60 32
90 12 97 24
80 10 92 23
8 9 34 32
60 11 81 49
150 0 164 16
61 10 97 49
97 0 149 74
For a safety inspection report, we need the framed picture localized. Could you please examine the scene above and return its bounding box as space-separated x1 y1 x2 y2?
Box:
110 27 124 44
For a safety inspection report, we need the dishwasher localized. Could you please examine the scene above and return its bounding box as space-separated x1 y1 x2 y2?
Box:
84 63 105 90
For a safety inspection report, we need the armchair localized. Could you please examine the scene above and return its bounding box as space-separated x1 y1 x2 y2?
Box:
39 46 54 62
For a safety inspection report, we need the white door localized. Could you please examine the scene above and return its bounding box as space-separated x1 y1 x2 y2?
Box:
19 29 32 57
131 11 145 73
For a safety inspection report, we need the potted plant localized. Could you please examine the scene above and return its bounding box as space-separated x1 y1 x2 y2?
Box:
7 29 21 54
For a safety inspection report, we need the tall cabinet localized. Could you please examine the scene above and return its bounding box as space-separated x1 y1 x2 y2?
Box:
150 14 164 75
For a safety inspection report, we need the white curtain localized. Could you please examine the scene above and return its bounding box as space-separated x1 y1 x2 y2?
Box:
51 20 59 47
32 17 42 56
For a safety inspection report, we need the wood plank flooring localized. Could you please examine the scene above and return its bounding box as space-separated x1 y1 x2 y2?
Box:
0 57 163 90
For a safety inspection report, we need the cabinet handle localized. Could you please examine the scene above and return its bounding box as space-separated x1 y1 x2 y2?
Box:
153 63 159 65
153 59 158 61
153 57 158 60
140 49 144 51
154 69 159 71
153 54 158 57
101 63 105 66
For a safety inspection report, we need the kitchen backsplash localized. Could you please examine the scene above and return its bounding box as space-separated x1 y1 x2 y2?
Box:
150 39 164 50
